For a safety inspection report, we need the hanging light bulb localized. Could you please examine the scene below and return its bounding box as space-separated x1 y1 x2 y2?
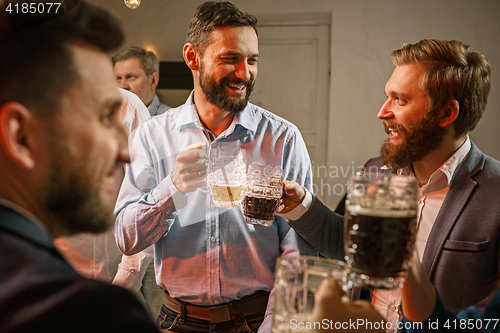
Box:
124 0 141 9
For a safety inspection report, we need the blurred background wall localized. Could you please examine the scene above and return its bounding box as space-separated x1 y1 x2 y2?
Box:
90 0 500 209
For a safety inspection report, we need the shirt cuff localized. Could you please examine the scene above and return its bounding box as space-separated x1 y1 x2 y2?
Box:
113 263 143 293
279 189 312 221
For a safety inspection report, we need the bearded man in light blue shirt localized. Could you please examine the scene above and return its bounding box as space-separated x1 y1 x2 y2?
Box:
113 2 316 332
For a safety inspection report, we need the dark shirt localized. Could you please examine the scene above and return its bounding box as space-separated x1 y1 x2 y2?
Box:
0 204 159 333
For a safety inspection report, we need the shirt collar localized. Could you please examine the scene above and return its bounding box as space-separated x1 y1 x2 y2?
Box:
175 90 258 135
436 136 471 186
393 136 471 187
147 94 161 116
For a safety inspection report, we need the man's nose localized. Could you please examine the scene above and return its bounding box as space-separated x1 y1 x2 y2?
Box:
118 80 130 90
378 100 393 120
234 62 251 82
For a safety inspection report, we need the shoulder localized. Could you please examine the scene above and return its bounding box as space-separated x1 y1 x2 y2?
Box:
246 103 301 133
482 154 500 171
137 103 183 132
363 157 385 169
156 102 172 115
0 237 156 332
465 143 500 179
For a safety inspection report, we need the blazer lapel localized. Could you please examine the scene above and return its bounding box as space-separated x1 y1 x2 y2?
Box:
421 142 485 278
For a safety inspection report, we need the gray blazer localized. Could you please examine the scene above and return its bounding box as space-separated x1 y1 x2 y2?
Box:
288 141 500 314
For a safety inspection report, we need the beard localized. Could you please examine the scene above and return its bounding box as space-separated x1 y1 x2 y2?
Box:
199 61 254 115
44 135 115 236
380 112 447 171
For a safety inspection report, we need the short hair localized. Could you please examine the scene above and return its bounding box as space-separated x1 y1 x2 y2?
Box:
186 1 258 54
112 46 159 77
0 0 124 118
391 39 491 137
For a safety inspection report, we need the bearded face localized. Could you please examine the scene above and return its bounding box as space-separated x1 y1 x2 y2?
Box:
380 111 447 170
43 128 117 236
198 58 254 115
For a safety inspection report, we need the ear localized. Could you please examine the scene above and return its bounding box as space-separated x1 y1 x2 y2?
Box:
439 99 459 127
0 102 36 169
183 43 200 71
150 72 159 90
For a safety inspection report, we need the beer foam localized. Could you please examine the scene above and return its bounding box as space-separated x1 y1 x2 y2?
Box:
346 205 416 218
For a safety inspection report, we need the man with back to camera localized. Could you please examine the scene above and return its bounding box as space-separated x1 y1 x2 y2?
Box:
0 1 159 332
113 1 316 332
279 39 500 329
113 46 171 117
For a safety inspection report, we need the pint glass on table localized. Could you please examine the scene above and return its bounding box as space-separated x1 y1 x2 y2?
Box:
344 172 419 289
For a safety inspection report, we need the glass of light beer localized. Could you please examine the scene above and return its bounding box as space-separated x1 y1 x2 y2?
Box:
344 172 419 289
207 148 247 208
243 165 284 226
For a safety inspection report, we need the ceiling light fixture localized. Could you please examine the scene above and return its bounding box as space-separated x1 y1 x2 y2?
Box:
124 0 141 9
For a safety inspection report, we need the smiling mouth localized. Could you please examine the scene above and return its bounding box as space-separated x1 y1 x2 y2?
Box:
227 82 246 91
101 163 123 195
385 124 401 141
103 173 114 185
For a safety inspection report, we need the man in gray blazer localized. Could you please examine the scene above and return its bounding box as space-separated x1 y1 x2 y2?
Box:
279 39 500 328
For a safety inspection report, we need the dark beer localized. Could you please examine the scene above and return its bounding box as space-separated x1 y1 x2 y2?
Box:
243 195 280 224
345 207 417 279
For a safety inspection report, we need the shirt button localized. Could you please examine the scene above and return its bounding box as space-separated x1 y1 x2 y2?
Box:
214 300 219 304
390 305 398 312
211 236 216 242
211 269 216 275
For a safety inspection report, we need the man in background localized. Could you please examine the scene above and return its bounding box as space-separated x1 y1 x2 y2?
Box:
113 46 171 116
0 1 158 332
113 45 167 319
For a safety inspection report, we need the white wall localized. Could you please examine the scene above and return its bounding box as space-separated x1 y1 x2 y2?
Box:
94 0 500 208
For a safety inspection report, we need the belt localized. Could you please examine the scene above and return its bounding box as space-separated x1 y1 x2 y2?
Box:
163 291 269 323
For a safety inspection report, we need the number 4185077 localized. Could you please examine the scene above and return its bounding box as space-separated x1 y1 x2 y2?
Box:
6 2 62 14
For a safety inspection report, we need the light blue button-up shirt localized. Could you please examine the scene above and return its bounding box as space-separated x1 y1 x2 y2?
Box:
114 92 316 328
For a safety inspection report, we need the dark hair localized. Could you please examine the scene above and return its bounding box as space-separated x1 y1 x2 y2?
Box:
0 0 124 117
391 39 491 137
112 46 159 77
186 1 258 54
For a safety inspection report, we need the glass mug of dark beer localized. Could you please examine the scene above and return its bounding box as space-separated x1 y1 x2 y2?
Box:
243 165 284 226
344 172 419 289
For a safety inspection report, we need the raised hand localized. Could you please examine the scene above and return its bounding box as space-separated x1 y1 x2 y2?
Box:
171 142 208 194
